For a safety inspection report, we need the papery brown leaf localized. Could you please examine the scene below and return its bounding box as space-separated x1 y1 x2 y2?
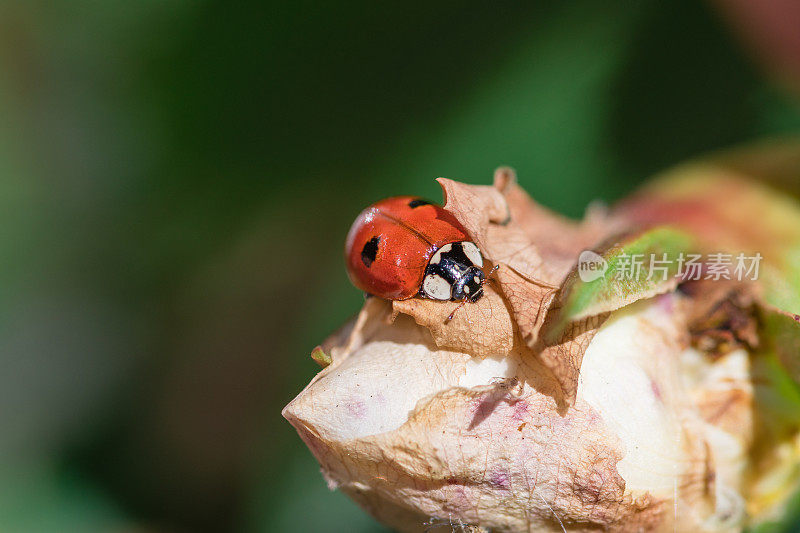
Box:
535 313 609 407
490 265 600 406
497 167 617 276
493 265 557 347
392 285 516 358
435 170 622 402
438 176 548 283
439 168 620 286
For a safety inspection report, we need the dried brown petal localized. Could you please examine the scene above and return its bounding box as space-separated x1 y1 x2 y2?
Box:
535 312 609 408
498 167 615 274
439 177 546 281
493 265 557 347
392 285 515 358
436 173 619 400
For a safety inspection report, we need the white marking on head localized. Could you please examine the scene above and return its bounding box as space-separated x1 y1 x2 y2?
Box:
422 273 452 300
461 241 483 267
429 243 453 265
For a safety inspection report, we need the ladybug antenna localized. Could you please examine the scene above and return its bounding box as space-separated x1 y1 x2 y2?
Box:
484 264 500 286
480 263 501 290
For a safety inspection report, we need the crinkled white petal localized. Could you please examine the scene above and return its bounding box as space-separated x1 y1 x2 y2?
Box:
578 299 685 496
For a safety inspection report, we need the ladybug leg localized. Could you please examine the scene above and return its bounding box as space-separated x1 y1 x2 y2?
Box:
446 295 469 322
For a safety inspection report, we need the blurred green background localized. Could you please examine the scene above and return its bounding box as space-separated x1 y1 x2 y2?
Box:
1 0 799 532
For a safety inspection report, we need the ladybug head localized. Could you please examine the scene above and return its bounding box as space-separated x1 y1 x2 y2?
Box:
451 266 485 302
423 241 487 302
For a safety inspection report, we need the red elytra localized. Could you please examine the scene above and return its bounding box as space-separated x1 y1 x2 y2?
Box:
345 196 484 301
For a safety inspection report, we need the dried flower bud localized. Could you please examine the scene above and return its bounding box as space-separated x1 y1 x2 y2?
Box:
284 142 800 532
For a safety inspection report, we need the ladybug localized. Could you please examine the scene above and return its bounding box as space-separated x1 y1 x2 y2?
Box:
345 196 487 304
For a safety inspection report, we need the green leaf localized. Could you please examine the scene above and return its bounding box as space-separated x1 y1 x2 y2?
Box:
545 226 695 340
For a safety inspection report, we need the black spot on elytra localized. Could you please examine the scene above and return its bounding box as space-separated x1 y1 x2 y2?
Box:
408 198 432 208
361 236 380 267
